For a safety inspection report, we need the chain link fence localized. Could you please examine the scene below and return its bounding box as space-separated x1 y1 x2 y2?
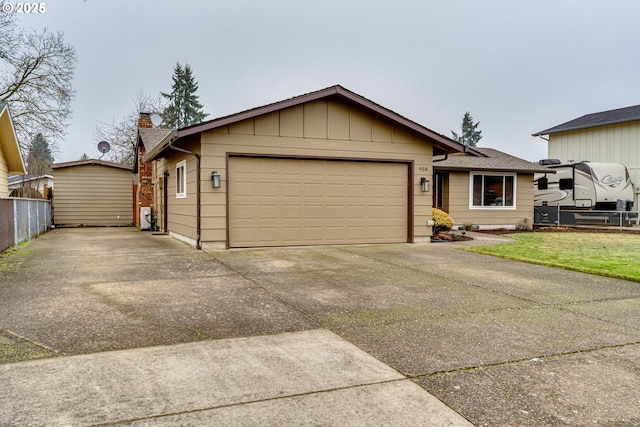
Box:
0 198 52 253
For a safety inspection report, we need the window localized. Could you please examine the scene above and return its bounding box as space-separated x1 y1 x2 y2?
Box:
176 160 186 198
559 178 573 190
470 173 516 209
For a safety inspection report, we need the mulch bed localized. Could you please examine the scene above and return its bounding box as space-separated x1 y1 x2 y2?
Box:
431 233 474 242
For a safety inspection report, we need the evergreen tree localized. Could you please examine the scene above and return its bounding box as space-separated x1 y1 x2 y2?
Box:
26 133 54 176
161 62 208 128
451 112 482 147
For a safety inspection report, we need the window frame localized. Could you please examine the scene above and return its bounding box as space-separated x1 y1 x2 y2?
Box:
469 172 517 210
176 160 187 199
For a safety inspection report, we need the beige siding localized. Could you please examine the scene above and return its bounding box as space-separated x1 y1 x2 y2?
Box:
157 98 434 247
548 121 640 207
53 165 133 226
204 99 432 246
445 172 534 228
152 141 199 243
0 143 7 196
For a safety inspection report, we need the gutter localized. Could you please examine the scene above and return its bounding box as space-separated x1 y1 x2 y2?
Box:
168 130 202 250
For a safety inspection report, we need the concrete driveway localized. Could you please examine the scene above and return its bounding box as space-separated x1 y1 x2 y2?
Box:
1 228 639 426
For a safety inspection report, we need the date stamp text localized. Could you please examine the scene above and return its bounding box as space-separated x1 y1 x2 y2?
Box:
1 2 46 14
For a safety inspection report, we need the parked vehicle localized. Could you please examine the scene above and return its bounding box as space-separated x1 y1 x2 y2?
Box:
534 160 637 225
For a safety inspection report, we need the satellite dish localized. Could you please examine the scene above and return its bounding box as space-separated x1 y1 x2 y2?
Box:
150 114 163 127
97 141 111 154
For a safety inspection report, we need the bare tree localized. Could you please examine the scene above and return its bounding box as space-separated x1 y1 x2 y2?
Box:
95 90 166 165
0 7 77 155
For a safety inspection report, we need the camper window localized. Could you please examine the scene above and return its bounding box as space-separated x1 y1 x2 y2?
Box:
559 178 573 190
537 177 548 190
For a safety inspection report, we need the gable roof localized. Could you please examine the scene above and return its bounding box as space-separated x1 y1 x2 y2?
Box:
52 159 132 171
138 128 172 153
145 85 475 162
0 102 26 175
433 147 551 174
134 128 172 173
533 104 640 136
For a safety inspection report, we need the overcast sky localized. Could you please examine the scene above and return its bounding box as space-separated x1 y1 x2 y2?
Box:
13 0 640 162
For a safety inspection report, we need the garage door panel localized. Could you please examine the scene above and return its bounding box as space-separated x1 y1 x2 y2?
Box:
281 205 301 219
234 182 256 196
229 157 408 247
347 184 366 197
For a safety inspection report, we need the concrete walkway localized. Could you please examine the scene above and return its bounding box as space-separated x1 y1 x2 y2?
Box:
0 329 470 426
1 227 639 425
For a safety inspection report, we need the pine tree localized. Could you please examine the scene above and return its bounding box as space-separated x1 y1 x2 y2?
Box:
26 133 54 176
18 133 54 197
451 112 482 147
161 62 208 129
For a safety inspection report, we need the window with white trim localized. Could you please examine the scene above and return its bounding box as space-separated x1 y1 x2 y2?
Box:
470 173 516 208
176 160 186 198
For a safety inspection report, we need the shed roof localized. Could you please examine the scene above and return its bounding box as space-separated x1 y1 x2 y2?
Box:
0 102 26 175
533 104 640 136
433 147 551 174
52 159 132 171
145 85 476 162
8 174 53 185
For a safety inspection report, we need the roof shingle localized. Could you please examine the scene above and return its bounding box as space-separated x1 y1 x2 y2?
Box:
138 128 172 153
533 104 640 136
433 147 551 173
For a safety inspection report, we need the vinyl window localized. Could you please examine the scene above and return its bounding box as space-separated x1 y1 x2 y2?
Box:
470 173 516 209
176 160 186 198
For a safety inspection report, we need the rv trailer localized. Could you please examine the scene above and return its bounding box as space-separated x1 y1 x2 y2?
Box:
534 160 637 225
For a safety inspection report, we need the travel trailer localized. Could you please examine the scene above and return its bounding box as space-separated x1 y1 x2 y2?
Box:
534 160 637 225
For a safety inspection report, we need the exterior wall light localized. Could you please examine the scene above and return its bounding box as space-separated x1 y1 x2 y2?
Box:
420 177 429 193
211 171 221 188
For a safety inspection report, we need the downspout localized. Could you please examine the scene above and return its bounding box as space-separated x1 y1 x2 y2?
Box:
169 131 202 250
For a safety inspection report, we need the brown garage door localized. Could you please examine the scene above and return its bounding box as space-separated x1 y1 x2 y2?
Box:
228 157 408 247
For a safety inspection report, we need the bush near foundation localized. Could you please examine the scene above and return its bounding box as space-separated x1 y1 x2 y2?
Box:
432 208 454 235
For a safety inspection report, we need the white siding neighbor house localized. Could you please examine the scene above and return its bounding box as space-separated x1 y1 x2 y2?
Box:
533 105 640 209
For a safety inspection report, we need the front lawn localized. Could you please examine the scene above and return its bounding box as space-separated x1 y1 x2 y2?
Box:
464 232 640 282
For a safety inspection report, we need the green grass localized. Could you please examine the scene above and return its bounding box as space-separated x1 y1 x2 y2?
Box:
464 232 640 282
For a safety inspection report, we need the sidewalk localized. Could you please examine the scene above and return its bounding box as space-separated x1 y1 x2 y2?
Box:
0 330 472 426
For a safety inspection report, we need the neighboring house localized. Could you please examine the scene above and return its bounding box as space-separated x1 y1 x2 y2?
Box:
142 85 468 249
8 174 53 199
0 102 26 196
433 147 552 229
533 104 640 208
51 159 133 227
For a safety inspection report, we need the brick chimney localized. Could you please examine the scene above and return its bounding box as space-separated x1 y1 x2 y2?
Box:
138 112 153 129
135 112 155 229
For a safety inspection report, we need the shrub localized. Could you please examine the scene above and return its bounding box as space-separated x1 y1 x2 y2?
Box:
432 208 454 235
515 217 533 231
515 222 528 231
459 223 477 231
